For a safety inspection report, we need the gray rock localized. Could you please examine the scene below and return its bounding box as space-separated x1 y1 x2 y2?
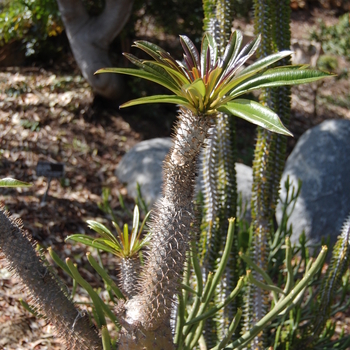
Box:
236 163 252 220
116 138 253 212
116 138 173 206
276 119 350 246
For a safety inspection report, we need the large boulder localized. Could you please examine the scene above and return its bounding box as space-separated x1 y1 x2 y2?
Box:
276 119 350 246
116 138 253 211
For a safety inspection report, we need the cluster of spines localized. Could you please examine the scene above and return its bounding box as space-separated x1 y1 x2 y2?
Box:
200 0 239 346
244 0 292 348
0 205 102 350
120 108 212 336
308 214 350 344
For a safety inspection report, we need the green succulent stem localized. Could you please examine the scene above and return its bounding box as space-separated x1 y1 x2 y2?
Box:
228 246 327 349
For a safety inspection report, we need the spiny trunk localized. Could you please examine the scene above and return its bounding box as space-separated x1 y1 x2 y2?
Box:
0 205 102 350
119 257 140 299
117 107 213 348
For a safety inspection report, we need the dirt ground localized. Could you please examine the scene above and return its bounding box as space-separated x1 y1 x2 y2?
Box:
1 7 350 350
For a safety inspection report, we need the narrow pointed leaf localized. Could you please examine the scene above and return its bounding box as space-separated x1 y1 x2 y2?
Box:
229 69 333 98
95 68 181 95
120 95 193 110
86 252 125 300
179 35 200 69
123 224 129 254
0 178 32 187
235 34 261 63
205 67 223 97
206 33 218 68
220 30 243 70
133 40 167 62
218 99 293 136
86 220 119 244
130 205 140 250
200 34 210 76
149 61 190 85
66 235 119 254
137 211 151 240
237 50 293 76
112 221 123 236
124 55 182 88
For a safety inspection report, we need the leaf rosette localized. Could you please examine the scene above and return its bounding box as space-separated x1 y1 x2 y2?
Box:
96 31 333 136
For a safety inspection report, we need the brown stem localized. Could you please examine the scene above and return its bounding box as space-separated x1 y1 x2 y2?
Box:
0 205 102 350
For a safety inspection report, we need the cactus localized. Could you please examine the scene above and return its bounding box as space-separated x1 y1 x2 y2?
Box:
243 0 292 348
201 0 238 345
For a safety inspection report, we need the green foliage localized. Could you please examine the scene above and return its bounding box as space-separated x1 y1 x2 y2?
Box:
97 32 331 134
0 0 64 58
311 13 350 61
67 205 151 259
0 177 32 187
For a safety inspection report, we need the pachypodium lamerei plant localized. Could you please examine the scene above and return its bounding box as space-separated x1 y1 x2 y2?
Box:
66 205 151 298
96 31 331 347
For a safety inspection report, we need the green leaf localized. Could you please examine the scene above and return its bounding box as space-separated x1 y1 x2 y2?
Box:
130 205 140 250
66 235 119 255
86 253 125 300
95 68 181 95
200 34 210 77
148 61 190 85
206 32 218 68
220 30 243 70
0 178 32 187
185 78 206 99
179 35 200 69
237 50 293 76
229 68 333 98
132 40 167 62
86 220 119 245
123 224 129 253
120 95 193 110
123 54 181 87
218 99 293 136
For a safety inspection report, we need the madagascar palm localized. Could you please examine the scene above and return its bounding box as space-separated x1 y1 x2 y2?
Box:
96 31 331 347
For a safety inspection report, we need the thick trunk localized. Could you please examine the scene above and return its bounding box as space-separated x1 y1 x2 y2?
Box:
56 0 133 99
117 108 213 348
0 206 102 350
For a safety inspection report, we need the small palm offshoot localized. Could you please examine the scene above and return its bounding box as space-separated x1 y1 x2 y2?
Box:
97 30 331 135
67 205 150 298
94 31 331 347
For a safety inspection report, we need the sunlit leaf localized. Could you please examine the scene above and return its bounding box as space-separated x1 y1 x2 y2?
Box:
220 30 243 70
237 50 293 76
130 205 140 250
180 35 200 69
66 235 119 255
0 178 32 187
218 99 293 136
86 220 119 244
120 95 193 110
229 68 333 98
95 68 181 95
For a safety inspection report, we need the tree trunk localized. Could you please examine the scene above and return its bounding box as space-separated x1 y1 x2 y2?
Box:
56 0 133 99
